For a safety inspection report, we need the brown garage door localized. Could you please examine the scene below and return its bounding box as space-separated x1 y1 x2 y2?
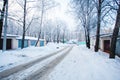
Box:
104 40 110 53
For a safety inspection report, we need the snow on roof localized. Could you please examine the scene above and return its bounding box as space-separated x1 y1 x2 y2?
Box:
17 36 45 41
1 33 45 41
91 33 120 38
2 33 19 37
100 33 112 38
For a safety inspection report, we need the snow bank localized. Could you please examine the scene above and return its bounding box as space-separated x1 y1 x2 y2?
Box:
0 42 68 72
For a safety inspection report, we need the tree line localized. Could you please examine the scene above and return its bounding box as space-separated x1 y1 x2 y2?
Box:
0 0 71 50
71 0 120 59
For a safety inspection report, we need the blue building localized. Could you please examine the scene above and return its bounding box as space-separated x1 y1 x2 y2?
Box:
17 36 46 48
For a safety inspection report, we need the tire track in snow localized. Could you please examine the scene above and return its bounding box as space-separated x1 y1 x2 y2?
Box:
24 46 73 80
0 46 68 79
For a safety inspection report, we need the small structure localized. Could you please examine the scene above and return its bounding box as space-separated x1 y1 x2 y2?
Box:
17 36 46 48
99 34 112 53
0 34 46 50
40 40 45 46
0 34 19 50
91 33 120 56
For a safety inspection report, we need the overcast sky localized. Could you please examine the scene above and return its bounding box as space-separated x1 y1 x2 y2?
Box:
46 0 77 31
0 0 77 31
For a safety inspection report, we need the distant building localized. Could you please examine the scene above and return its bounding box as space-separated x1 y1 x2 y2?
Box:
16 36 45 48
91 33 120 57
0 34 46 50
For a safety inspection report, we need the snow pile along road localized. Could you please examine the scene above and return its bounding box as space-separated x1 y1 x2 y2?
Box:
0 46 72 80
48 45 120 80
0 43 68 72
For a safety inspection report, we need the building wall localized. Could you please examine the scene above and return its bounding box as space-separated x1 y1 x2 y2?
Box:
1 35 46 49
18 39 29 48
28 40 31 46
40 41 44 46
43 39 46 46
12 38 18 49
100 37 111 51
116 39 120 56
100 38 103 50
37 41 40 47
30 40 36 46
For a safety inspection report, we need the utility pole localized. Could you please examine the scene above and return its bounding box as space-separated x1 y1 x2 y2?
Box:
3 0 8 52
0 0 7 43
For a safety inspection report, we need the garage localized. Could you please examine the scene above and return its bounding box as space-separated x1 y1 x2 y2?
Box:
0 39 12 50
103 40 110 53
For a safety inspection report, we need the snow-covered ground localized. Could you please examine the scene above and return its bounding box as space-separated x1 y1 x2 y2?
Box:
48 45 120 80
0 43 120 80
2 46 71 80
0 43 68 72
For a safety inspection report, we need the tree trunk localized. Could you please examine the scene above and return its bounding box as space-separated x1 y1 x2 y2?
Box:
86 0 90 49
87 31 90 49
62 34 64 43
109 5 120 58
94 0 101 52
53 35 56 43
57 33 59 43
57 25 60 43
35 0 44 46
35 31 41 46
84 25 88 48
84 24 90 49
63 30 65 43
21 0 26 49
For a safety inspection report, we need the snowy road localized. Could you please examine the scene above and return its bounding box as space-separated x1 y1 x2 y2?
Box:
0 46 73 80
48 45 120 80
1 45 120 80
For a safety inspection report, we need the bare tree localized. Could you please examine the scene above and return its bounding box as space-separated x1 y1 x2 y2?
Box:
109 0 120 58
35 0 58 46
94 0 102 52
43 20 55 43
93 0 111 52
21 0 27 49
42 19 69 43
56 25 60 43
71 0 95 49
62 27 66 43
35 0 44 46
60 22 68 43
13 0 37 48
53 29 57 43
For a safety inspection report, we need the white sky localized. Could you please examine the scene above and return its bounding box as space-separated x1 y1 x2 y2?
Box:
0 0 76 31
45 0 76 31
